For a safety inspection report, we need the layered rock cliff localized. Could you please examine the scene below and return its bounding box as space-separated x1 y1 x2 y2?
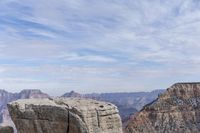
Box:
8 98 123 133
124 82 200 133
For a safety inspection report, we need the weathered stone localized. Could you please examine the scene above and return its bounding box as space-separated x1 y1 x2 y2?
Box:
0 89 49 128
0 126 14 133
124 82 200 133
8 98 122 133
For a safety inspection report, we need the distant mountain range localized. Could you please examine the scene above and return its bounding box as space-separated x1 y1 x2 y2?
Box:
4 83 200 133
62 89 165 121
0 89 164 127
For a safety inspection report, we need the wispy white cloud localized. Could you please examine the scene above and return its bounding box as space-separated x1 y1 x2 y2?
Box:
0 0 200 95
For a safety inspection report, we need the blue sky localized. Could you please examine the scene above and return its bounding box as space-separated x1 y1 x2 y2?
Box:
0 0 200 95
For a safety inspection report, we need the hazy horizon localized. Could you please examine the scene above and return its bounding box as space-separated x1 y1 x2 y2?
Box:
0 87 165 97
1 0 200 96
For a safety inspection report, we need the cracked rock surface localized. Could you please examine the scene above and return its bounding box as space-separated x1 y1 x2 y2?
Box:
124 82 200 133
8 98 122 133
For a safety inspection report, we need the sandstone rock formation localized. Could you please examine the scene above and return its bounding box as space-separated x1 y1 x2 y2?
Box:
8 98 123 133
124 82 200 133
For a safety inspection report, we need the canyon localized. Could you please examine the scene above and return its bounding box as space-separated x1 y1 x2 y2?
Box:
124 83 200 133
0 89 163 127
1 82 200 132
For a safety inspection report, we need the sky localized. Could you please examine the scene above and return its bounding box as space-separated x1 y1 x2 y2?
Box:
1 0 200 96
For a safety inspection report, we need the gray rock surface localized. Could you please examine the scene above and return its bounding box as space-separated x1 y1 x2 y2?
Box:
8 98 122 133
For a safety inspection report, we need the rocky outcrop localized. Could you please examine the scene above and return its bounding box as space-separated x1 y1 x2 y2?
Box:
0 89 49 133
0 89 162 129
124 82 200 133
0 89 49 124
8 98 123 133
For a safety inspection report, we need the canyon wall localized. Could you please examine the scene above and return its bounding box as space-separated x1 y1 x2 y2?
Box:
124 83 200 133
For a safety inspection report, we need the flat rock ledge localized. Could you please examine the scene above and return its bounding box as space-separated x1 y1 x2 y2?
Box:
7 98 122 133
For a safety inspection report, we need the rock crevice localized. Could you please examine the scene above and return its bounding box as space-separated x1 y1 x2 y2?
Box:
8 98 122 133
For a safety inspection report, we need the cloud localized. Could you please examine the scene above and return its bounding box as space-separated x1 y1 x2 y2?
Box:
0 0 200 95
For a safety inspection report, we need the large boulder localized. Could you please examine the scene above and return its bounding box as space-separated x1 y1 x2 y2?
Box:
8 98 122 133
124 82 200 133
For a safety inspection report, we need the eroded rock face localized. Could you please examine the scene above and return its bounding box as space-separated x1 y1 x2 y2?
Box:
8 98 122 133
0 89 49 126
124 82 200 133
